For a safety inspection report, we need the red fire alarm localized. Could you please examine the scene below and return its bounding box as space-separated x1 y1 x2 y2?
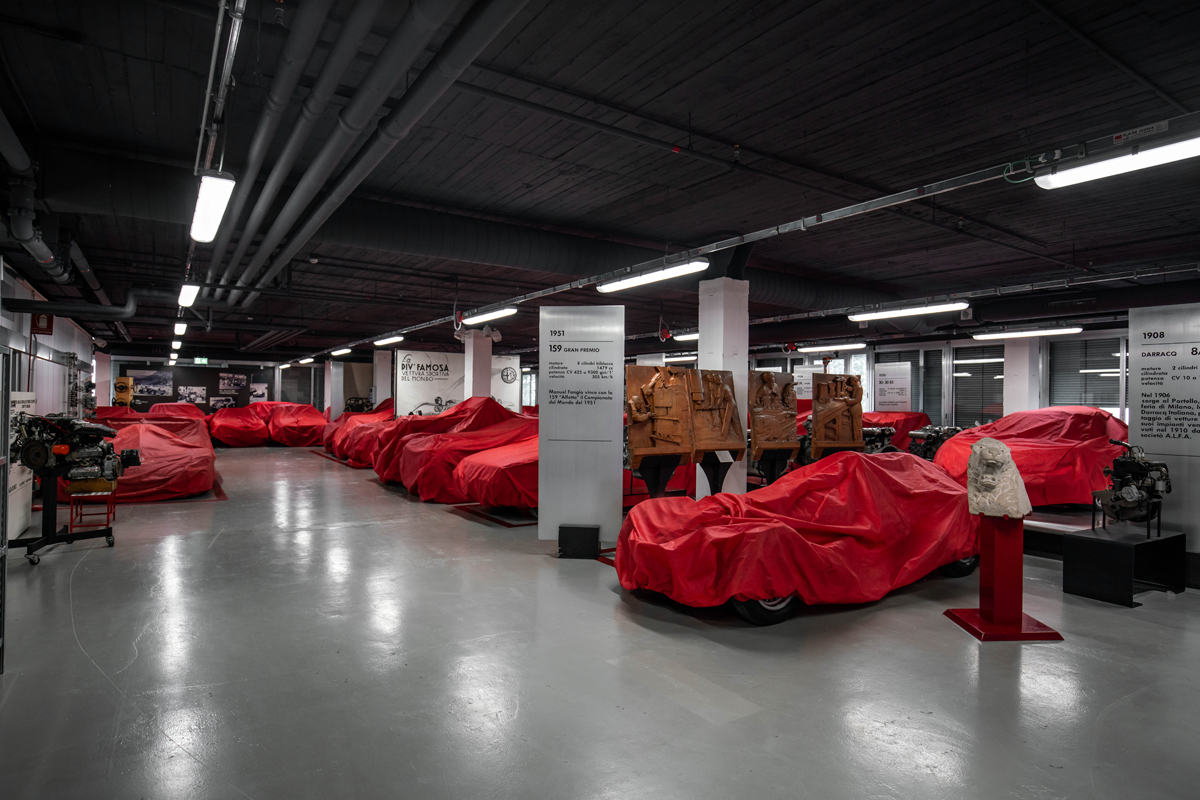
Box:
30 313 54 336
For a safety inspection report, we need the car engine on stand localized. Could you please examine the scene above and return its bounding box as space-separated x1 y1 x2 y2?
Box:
1092 439 1171 525
10 413 140 491
907 425 963 461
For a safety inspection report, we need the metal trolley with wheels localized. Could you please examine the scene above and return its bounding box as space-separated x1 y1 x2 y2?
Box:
9 475 115 565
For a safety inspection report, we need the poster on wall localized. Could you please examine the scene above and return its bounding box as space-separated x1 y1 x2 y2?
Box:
178 386 207 403
792 366 823 400
210 396 236 409
8 392 35 536
128 369 173 396
219 373 247 394
491 355 521 411
394 351 464 415
875 362 912 412
250 383 268 402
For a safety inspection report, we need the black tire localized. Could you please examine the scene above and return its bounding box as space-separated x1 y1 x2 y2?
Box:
106 535 115 547
939 555 980 578
729 596 800 626
880 445 901 453
26 554 39 565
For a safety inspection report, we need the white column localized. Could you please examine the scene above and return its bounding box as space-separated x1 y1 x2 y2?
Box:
372 349 392 405
325 360 345 417
94 351 111 406
1003 339 1041 414
462 330 493 398
273 366 282 401
635 353 666 366
697 277 749 497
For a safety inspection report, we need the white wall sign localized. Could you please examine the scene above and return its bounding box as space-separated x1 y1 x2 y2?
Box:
1130 304 1200 550
393 350 523 415
875 362 912 412
792 366 823 400
491 355 521 411
8 392 35 537
538 306 624 542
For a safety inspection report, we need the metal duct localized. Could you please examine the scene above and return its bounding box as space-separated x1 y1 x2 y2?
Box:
3 288 220 320
226 0 464 304
214 0 383 299
0 105 32 176
237 0 536 308
743 267 893 309
6 179 71 283
68 240 132 341
203 0 335 295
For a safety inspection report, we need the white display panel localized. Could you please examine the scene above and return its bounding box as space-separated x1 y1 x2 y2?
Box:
537 306 624 542
491 355 521 411
392 350 522 415
792 366 823 400
7 392 34 537
875 362 912 412
1130 304 1200 550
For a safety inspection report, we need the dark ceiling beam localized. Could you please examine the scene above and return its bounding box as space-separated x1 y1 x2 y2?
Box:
1027 0 1190 114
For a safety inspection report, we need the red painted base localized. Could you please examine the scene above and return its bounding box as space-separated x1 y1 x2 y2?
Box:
944 608 1063 642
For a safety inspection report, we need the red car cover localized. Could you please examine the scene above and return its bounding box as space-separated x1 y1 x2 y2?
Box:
452 437 540 508
798 410 931 450
106 417 213 453
267 403 327 447
246 401 294 422
321 398 393 452
373 398 517 482
344 419 396 469
208 406 270 447
934 406 1128 505
330 405 397 458
617 452 979 608
110 423 215 502
148 402 206 419
95 406 144 420
402 417 539 502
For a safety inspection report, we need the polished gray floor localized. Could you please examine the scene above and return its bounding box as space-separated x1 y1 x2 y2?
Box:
1 448 1197 799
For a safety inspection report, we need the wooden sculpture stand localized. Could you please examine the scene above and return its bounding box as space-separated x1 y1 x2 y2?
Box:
945 515 1063 642
811 373 864 460
749 370 799 485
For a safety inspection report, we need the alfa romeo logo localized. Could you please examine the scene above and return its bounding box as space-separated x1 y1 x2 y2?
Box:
501 367 518 384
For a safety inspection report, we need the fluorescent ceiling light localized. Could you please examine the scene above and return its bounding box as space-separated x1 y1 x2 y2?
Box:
664 355 696 362
374 335 404 346
1097 373 1121 378
755 366 783 372
673 332 700 341
796 342 867 353
171 340 182 350
1035 133 1200 190
953 372 971 377
279 364 291 369
461 307 517 325
331 348 351 356
1080 368 1123 373
190 172 236 242
993 375 1004 379
173 322 187 335
299 357 313 364
597 258 709 293
974 327 1083 340
848 301 968 322
178 284 200 307
953 357 1005 365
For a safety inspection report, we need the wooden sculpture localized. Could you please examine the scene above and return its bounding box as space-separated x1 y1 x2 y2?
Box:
689 369 745 458
811 373 864 460
749 370 800 466
624 365 694 470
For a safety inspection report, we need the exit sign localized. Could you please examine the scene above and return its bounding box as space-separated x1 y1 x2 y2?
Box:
193 357 208 365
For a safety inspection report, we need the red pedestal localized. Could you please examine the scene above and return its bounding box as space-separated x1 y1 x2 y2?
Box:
945 515 1063 642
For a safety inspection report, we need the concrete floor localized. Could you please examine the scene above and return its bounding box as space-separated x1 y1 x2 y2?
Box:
1 448 1197 799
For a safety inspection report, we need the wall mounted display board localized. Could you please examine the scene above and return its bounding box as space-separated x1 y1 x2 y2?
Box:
492 355 521 411
538 306 623 542
393 351 523 415
792 366 823 398
812 373 865 459
6 392 34 537
749 370 799 462
117 364 274 411
1130 304 1200 550
875 362 912 412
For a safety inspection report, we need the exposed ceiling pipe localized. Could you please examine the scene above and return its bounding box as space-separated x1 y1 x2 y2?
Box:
0 105 33 176
6 179 71 284
236 0 537 308
3 288 222 320
212 0 384 300
201 0 335 298
68 240 132 341
224 0 466 305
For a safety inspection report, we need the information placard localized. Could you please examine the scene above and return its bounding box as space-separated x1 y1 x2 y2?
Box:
875 362 912 412
1130 304 1200 550
538 306 624 542
792 366 822 399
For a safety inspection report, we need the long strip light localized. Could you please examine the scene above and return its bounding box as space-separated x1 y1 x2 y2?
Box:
673 332 700 341
374 335 405 346
279 364 291 370
299 357 313 364
664 355 696 362
848 301 968 322
953 372 972 377
178 284 200 307
953 357 1004 365
174 322 187 335
1035 133 1200 190
190 172 236 242
597 258 709 293
796 342 867 353
331 348 351 356
1079 368 1124 373
461 307 517 325
974 327 1082 340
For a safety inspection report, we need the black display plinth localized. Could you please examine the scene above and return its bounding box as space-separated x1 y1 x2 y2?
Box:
631 454 682 499
558 525 600 559
1062 523 1186 607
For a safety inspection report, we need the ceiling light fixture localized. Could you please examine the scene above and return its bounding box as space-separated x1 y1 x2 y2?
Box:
993 375 1004 379
1079 368 1124 373
279 364 291 369
189 172 236 243
673 332 700 341
1035 132 1200 190
331 348 351 356
848 301 968 322
664 355 697 362
521 367 530 373
953 372 972 377
299 357 313 364
461 307 517 325
597 258 709 293
171 340 182 350
953 357 1005 365
374 335 404 346
795 342 867 353
178 284 200 307
174 322 187 336
973 327 1083 340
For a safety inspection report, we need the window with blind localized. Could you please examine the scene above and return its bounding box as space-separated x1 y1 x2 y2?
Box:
875 350 919 413
923 349 943 424
952 345 1004 427
1049 338 1121 411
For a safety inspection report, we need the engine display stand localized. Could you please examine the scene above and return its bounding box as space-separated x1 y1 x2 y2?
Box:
8 477 113 565
945 515 1063 642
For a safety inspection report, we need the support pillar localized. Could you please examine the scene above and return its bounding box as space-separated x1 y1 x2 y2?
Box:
93 351 111 406
697 277 749 498
373 349 392 405
1003 339 1041 414
635 353 665 366
463 330 493 398
325 360 344 417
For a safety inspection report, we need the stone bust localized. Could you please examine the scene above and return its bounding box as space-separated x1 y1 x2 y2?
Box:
966 437 1032 518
